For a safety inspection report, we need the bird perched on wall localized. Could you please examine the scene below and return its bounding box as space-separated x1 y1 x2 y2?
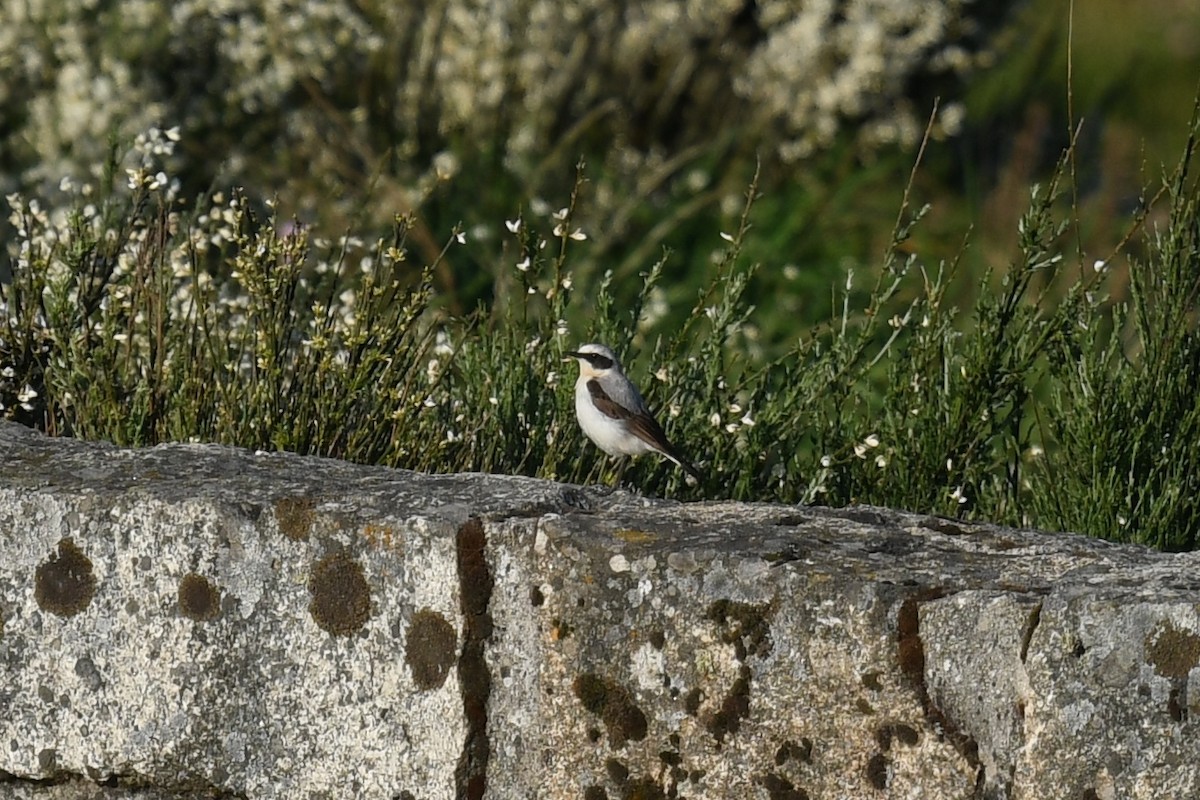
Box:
564 343 702 482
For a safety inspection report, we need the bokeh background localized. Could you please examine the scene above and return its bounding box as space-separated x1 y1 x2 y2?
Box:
3 0 1197 347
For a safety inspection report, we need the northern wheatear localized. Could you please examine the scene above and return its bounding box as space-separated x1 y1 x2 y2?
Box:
564 343 702 481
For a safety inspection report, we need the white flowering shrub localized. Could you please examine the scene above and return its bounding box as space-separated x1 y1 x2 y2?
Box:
0 0 1004 210
4 113 1200 553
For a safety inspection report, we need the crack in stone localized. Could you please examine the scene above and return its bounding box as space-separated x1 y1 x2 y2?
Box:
896 589 985 794
1019 600 1043 664
455 517 494 800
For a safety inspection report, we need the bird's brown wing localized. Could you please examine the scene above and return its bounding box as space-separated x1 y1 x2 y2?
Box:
586 379 702 480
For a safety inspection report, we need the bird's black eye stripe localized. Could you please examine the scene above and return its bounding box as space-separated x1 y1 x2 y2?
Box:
585 354 614 370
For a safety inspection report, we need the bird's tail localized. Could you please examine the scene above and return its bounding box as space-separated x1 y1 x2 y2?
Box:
662 448 703 483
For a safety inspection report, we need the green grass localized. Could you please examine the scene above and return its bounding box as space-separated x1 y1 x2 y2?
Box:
3 107 1200 550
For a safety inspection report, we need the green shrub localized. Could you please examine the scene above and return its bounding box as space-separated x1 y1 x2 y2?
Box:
2 109 1199 549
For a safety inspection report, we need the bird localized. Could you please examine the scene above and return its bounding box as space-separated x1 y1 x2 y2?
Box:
563 343 702 481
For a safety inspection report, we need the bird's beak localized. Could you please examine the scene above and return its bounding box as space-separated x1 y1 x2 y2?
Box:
563 351 582 362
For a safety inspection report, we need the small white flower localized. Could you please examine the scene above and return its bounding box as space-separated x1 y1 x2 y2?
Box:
949 486 967 505
725 423 739 433
552 207 569 221
729 403 743 414
1093 259 1107 273
875 455 887 468
719 231 735 242
854 444 868 458
568 228 587 241
865 434 880 448
505 218 521 233
740 412 755 427
516 256 531 271
654 367 669 382
669 403 681 418
17 384 38 402
820 455 832 467
1117 514 1128 526
455 231 467 244
710 412 721 427
561 275 573 290
489 396 499 406
546 371 559 388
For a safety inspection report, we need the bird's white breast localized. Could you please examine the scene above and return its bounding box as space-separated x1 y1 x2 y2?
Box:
574 378 654 457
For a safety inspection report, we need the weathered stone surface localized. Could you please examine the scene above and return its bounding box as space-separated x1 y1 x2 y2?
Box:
2 420 1199 799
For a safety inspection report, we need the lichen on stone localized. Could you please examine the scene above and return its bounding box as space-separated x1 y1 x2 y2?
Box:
405 608 457 690
178 573 221 622
307 551 371 636
34 538 98 617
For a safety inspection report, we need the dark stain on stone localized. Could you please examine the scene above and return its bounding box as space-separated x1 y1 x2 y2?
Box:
1080 790 1100 800
875 722 918 751
649 628 665 650
855 697 875 715
707 599 772 660
709 675 750 746
307 551 371 635
587 728 602 743
275 496 315 541
397 792 417 800
74 655 102 691
866 533 920 557
774 737 813 765
684 688 703 716
406 608 458 690
178 573 221 622
551 617 573 640
1071 639 1087 659
757 773 809 800
842 507 894 527
455 518 494 800
34 538 98 617
530 585 545 606
921 516 967 537
893 723 918 746
658 749 681 766
583 787 608 800
866 752 890 790
605 758 629 783
1019 601 1043 663
705 600 772 748
1168 687 1186 722
1146 620 1200 680
860 670 883 691
573 673 648 748
37 748 56 772
622 777 665 800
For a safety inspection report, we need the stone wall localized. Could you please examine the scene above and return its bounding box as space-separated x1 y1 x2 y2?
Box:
1 421 1198 799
